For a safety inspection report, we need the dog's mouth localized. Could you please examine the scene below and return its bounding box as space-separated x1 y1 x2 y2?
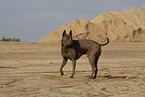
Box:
68 40 73 45
66 41 73 46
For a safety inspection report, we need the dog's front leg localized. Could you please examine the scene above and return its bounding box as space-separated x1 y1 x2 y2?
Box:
60 58 68 76
70 60 76 78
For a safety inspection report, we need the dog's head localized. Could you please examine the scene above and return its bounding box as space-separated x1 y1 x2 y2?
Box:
62 30 73 46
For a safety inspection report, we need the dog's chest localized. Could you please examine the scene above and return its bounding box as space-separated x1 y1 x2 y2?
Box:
63 48 74 55
61 47 76 59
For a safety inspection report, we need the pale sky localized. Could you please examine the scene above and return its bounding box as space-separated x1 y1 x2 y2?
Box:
0 0 145 41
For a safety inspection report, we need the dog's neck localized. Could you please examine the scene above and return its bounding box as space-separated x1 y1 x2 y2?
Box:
61 40 67 52
61 39 72 48
61 44 71 50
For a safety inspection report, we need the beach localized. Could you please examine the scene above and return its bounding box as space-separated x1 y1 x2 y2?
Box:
0 42 145 97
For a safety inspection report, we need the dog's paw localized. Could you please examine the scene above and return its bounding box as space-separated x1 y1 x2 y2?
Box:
87 75 96 79
70 75 74 78
92 76 97 79
60 71 64 76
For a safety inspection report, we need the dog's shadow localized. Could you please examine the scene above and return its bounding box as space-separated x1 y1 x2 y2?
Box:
102 75 139 79
0 67 18 69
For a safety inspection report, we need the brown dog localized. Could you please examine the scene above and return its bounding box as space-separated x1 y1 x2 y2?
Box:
60 30 109 79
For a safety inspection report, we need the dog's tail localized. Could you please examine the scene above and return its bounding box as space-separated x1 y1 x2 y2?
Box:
99 38 109 46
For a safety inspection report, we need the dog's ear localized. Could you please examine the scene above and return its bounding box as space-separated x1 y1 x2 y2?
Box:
62 30 66 37
69 30 72 37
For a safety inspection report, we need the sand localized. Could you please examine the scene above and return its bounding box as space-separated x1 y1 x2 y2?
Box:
0 41 145 97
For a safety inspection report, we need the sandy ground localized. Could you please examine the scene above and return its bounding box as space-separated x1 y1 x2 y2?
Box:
0 41 145 97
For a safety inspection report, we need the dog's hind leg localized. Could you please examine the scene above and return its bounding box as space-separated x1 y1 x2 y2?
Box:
60 58 68 76
93 52 101 79
70 60 76 78
88 56 100 79
88 56 96 79
88 49 101 79
93 57 99 79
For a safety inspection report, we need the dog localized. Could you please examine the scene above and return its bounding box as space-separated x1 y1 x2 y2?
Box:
60 30 109 79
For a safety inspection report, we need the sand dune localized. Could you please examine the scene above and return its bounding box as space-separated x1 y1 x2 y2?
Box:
40 8 145 42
